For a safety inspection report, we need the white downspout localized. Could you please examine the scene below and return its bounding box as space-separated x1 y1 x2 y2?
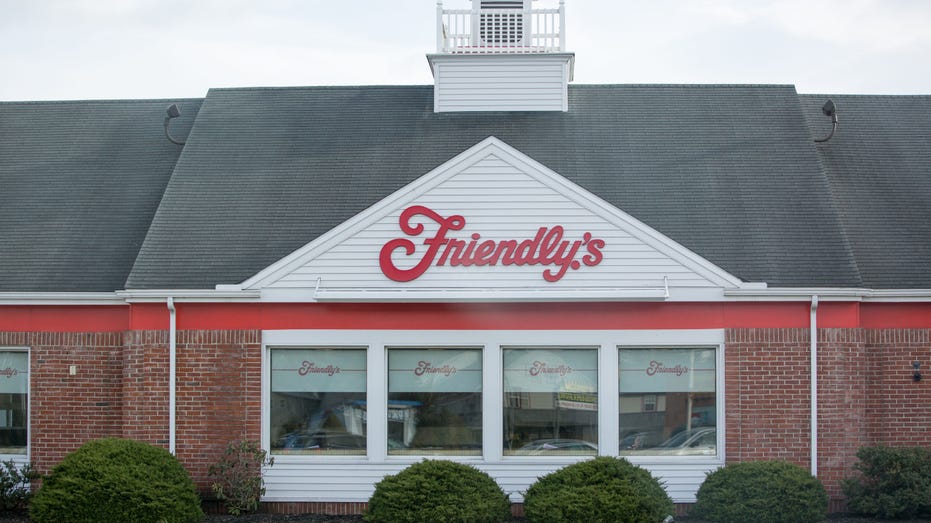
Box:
810 295 819 476
167 297 177 455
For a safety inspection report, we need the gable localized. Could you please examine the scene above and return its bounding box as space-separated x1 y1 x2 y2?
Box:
239 137 744 301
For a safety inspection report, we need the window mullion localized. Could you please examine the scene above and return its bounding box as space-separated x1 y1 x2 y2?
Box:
483 342 502 462
599 341 619 456
368 345 387 462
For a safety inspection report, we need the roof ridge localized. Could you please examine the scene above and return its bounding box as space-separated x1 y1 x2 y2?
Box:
572 83 796 89
800 93 931 99
207 85 431 94
0 97 204 105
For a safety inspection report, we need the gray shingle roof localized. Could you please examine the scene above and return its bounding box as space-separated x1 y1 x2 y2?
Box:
6 86 926 293
801 94 931 289
125 84 862 289
0 98 201 292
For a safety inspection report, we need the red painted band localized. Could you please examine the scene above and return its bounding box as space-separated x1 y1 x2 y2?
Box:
164 301 861 330
0 306 128 332
3 301 928 333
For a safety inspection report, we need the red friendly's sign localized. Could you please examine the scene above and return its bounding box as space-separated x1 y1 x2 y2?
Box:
379 205 605 282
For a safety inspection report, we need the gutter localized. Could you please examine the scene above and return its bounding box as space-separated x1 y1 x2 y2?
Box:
725 287 931 301
116 289 261 302
167 297 177 455
810 295 819 476
0 292 126 305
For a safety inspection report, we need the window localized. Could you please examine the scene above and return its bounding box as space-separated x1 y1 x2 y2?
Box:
0 350 27 455
503 347 597 456
269 348 366 456
642 394 658 412
387 348 482 456
619 348 716 456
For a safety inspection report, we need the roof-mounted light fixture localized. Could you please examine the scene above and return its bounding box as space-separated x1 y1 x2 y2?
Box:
164 104 186 145
814 99 838 143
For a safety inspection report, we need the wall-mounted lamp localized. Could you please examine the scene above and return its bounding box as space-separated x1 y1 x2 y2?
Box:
814 99 838 143
164 104 186 145
914 361 922 382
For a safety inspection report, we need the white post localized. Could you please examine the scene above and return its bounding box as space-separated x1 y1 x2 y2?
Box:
471 0 481 47
559 0 566 51
522 0 530 48
436 1 444 52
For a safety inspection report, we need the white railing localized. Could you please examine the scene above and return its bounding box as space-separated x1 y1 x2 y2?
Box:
436 1 565 54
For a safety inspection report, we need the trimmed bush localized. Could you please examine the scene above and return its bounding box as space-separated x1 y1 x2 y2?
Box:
30 438 203 523
692 460 827 523
523 456 673 523
365 459 510 523
842 446 931 519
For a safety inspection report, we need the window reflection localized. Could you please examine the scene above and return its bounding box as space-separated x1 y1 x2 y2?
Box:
388 348 482 456
619 348 716 456
270 348 367 456
0 351 27 455
503 348 598 456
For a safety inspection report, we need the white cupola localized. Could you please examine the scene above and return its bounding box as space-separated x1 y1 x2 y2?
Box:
428 0 575 112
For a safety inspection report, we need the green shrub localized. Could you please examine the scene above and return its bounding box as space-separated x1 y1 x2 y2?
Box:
29 438 203 523
208 439 274 515
692 460 827 523
842 446 931 519
523 456 673 523
0 460 41 512
365 459 510 523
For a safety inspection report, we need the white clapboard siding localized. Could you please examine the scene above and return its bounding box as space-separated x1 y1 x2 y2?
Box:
429 54 573 112
262 459 719 503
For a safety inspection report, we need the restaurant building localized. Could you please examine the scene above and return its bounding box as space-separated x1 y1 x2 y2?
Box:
1 1 929 514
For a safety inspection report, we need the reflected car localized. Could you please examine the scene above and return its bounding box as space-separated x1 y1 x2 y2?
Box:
619 431 663 451
651 427 716 456
516 438 597 455
275 430 366 452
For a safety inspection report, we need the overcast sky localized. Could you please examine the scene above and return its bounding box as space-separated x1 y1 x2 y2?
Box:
2 0 930 101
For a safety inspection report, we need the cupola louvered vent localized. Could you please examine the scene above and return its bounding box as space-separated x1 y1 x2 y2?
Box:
480 1 524 45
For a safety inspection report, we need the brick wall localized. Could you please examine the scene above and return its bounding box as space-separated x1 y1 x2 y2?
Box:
0 331 123 473
2 329 261 494
725 328 929 502
123 330 169 445
174 330 262 490
725 328 814 467
814 329 868 500
119 329 263 490
864 329 930 447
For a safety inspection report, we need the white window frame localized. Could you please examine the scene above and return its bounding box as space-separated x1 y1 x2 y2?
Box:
0 347 30 462
262 330 724 469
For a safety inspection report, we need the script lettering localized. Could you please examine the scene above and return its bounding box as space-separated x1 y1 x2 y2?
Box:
298 361 341 377
529 361 572 377
414 361 457 377
380 205 606 282
645 360 689 377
